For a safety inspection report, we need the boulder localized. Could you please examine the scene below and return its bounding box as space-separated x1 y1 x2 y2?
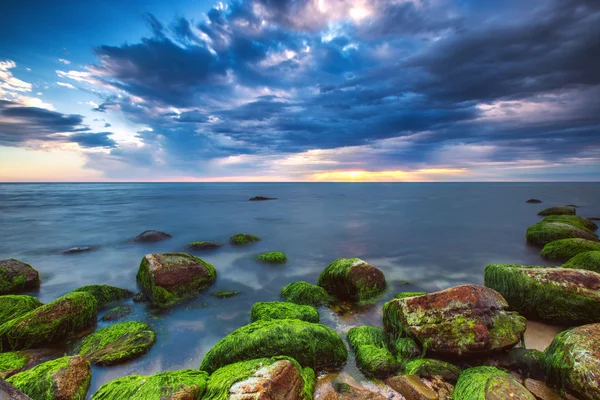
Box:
347 326 398 378
0 378 30 400
72 284 132 309
317 258 387 302
485 264 600 324
0 292 97 351
251 302 319 323
92 370 208 400
256 251 287 264
187 241 221 250
249 196 277 201
133 230 172 242
0 259 40 295
526 221 597 246
526 199 542 203
136 252 216 307
541 323 600 399
62 246 94 254
199 319 347 374
7 355 91 400
101 305 133 321
382 284 526 356
385 375 437 400
562 251 600 273
541 238 600 262
210 291 240 299
402 358 460 382
229 233 260 245
523 379 563 400
0 348 59 379
542 215 598 232
454 366 535 400
280 281 333 306
537 206 576 216
0 295 43 325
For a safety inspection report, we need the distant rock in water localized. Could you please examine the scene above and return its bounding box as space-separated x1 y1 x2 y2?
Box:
133 230 172 243
61 246 93 254
588 216 600 221
537 206 576 216
187 241 221 250
249 196 277 201
565 204 579 208
0 259 40 295
526 198 542 203
229 233 261 245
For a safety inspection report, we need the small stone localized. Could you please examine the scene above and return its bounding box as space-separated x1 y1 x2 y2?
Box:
385 375 437 400
249 196 277 201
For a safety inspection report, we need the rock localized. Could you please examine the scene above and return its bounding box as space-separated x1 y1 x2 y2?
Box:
484 348 544 379
0 295 43 325
485 264 600 324
392 337 421 361
136 252 216 307
402 358 460 382
347 326 398 379
588 216 600 221
0 378 30 400
562 250 600 273
92 370 209 400
133 230 172 242
199 319 347 374
132 292 147 302
0 348 59 379
385 375 437 400
251 302 319 323
210 291 241 299
186 241 221 250
541 323 600 399
249 196 277 201
565 204 579 208
7 355 91 400
317 258 387 302
62 246 93 254
203 357 314 400
256 251 287 264
0 292 97 351
281 281 333 306
526 199 542 203
454 366 535 400
0 259 40 295
72 284 132 309
395 292 427 299
313 373 392 400
524 378 563 400
383 284 526 356
542 215 598 232
537 206 576 216
526 221 597 246
424 376 455 400
229 233 261 245
101 305 133 321
541 238 600 262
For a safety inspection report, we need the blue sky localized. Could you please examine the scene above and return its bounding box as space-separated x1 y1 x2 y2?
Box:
1 0 599 181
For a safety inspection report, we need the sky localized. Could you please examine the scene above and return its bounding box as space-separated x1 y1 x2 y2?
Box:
0 0 599 182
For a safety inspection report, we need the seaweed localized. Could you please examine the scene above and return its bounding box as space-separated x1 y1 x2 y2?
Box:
0 351 28 378
402 358 460 382
347 326 398 378
251 302 319 323
280 281 333 306
72 284 132 309
543 215 598 232
454 366 534 400
256 251 287 264
229 233 261 245
526 221 597 246
562 251 600 273
540 238 600 262
0 295 43 325
394 292 426 299
537 206 576 216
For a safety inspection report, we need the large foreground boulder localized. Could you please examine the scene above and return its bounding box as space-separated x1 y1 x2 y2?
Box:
454 366 534 400
199 319 347 374
382 284 526 356
317 258 387 302
136 252 216 307
562 251 600 273
526 221 597 246
281 281 333 306
541 323 600 399
0 259 40 295
0 295 43 325
251 301 319 323
537 206 576 216
540 238 600 262
484 264 600 324
72 284 132 308
347 326 398 378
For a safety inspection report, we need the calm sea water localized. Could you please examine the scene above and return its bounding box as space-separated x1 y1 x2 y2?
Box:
1 182 599 395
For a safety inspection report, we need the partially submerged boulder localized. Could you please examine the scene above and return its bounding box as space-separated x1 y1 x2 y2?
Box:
101 305 133 321
256 251 287 264
72 284 132 308
402 358 460 382
347 326 398 379
526 199 542 204
133 230 172 243
382 284 526 356
0 259 40 295
199 319 347 374
136 252 216 307
249 196 277 201
0 348 64 379
210 291 240 299
317 258 387 302
485 264 600 324
251 301 319 323
542 215 598 232
187 241 221 250
7 355 91 400
229 233 260 245
537 206 576 216
453 366 535 400
281 281 333 306
62 246 94 254
0 292 97 351
562 251 600 273
0 295 43 325
541 238 600 262
525 221 597 246
92 370 208 400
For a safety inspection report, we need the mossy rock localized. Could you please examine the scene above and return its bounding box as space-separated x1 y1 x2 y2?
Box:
526 221 598 246
72 284 132 309
199 319 347 374
78 321 155 365
101 305 133 321
136 252 216 308
383 284 526 356
203 357 315 400
0 259 40 295
229 233 260 245
454 366 535 400
0 348 60 379
543 215 598 232
0 292 97 351
92 369 209 400
347 326 398 378
7 355 91 400
317 258 387 302
541 238 600 262
537 206 576 216
281 281 333 306
133 230 172 242
484 264 600 324
251 301 319 323
256 251 287 264
0 295 43 325
187 241 221 250
392 337 421 361
402 358 460 382
210 291 240 299
562 251 600 273
394 292 426 299
486 348 544 379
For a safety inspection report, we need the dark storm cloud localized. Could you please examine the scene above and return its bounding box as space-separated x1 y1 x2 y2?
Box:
68 131 117 148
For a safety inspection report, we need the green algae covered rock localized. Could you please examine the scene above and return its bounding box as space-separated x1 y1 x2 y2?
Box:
256 251 287 264
92 369 209 400
394 292 426 299
281 281 333 306
392 337 421 361
484 264 600 324
229 233 261 245
0 348 61 379
251 301 319 323
347 326 398 379
526 221 598 246
454 366 535 400
0 292 97 351
402 358 460 382
562 250 600 273
7 355 91 400
203 357 315 400
72 284 132 308
538 206 576 216
101 305 133 321
136 252 216 308
0 295 43 325
78 321 156 365
541 238 600 262
0 259 40 295
200 319 347 374
543 215 598 232
317 258 387 302
187 241 221 250
210 290 240 299
383 284 526 356
541 323 600 399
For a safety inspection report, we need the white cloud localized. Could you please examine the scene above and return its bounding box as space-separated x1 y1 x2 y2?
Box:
57 82 76 89
58 58 71 65
0 60 32 93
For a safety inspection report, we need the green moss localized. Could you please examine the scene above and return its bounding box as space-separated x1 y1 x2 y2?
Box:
0 351 27 378
393 337 421 361
187 241 221 250
78 321 155 365
0 292 97 351
210 290 241 299
538 206 576 216
347 326 387 348
251 302 319 323
543 215 598 232
347 326 398 378
0 295 43 325
541 238 600 262
199 319 347 374
317 258 387 302
0 259 40 295
402 358 460 381
101 305 133 321
256 251 287 264
526 221 597 246
394 292 426 299
229 233 261 245
454 366 534 400
281 281 333 306
92 370 209 400
562 251 600 273
72 284 132 308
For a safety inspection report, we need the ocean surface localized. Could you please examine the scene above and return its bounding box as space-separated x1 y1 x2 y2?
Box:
1 182 599 395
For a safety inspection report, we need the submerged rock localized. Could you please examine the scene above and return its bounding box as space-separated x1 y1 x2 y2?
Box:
256 251 287 264
0 295 43 325
136 252 216 308
0 259 40 295
133 230 172 243
385 375 438 400
314 374 393 400
210 291 241 299
542 215 598 232
251 301 319 323
525 221 597 246
562 250 600 273
485 264 600 324
101 305 133 321
62 246 94 254
537 206 576 216
0 348 59 379
229 233 261 245
199 319 347 374
186 241 221 250
526 199 542 203
280 281 333 306
317 258 387 302
249 196 278 201
72 284 132 309
382 284 526 356
347 326 398 379
402 358 460 382
453 366 534 400
541 238 600 262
